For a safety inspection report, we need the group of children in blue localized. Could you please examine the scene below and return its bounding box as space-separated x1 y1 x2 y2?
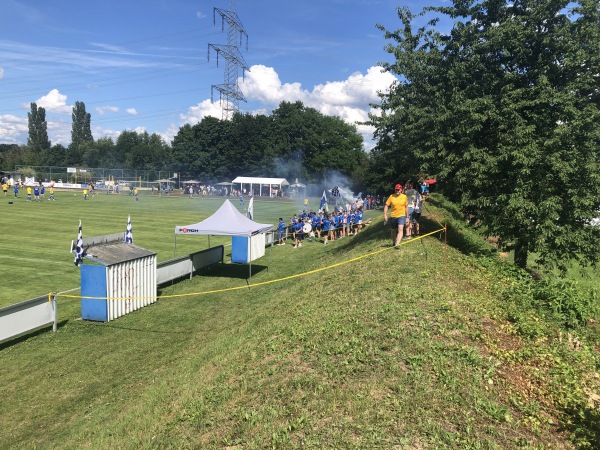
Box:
277 207 364 248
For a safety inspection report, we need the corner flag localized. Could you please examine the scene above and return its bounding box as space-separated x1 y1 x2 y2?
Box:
319 190 328 212
74 220 84 266
125 215 133 244
247 195 254 220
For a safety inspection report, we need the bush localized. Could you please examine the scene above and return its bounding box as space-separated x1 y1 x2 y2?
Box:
532 280 598 329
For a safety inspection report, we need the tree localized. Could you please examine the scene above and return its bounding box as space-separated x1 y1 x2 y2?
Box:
372 0 600 270
171 117 233 181
27 103 50 152
71 101 93 149
271 101 366 183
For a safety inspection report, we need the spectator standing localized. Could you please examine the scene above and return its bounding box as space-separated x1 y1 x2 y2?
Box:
404 182 419 239
277 218 286 245
383 184 409 246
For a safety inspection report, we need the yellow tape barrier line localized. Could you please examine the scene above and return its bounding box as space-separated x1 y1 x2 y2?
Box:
54 227 446 301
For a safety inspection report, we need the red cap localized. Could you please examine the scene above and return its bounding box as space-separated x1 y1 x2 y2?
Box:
395 184 402 190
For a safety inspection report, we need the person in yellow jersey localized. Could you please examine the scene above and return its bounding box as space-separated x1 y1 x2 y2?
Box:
83 188 88 200
383 183 409 246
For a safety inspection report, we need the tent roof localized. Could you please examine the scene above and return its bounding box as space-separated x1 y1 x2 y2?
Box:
232 176 289 186
175 199 273 237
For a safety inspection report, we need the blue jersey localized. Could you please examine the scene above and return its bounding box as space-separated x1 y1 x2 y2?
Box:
277 221 286 232
323 218 331 231
34 187 39 195
356 210 363 222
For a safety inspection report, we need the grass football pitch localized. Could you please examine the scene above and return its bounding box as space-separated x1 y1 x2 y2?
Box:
0 190 310 306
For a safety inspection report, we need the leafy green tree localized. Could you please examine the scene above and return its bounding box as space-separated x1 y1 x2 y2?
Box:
271 101 366 183
0 144 27 170
124 132 169 171
229 113 277 176
171 118 233 181
27 103 51 153
372 0 600 270
71 101 93 149
40 144 67 166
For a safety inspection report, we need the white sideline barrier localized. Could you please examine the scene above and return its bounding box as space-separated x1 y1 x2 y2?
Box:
157 245 224 284
0 295 57 343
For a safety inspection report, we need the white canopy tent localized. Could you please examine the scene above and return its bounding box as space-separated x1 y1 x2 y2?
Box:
231 176 289 197
174 200 273 278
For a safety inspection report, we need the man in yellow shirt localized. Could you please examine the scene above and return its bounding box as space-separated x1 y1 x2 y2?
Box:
383 183 409 246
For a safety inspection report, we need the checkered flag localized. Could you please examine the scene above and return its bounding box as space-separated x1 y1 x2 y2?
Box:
331 186 341 198
74 220 84 266
125 215 133 244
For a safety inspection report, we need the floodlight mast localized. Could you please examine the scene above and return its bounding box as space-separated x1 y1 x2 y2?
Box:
208 0 249 121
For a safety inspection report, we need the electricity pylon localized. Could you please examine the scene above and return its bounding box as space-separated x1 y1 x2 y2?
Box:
208 0 249 120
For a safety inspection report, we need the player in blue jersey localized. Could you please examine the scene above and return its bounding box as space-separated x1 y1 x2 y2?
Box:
33 185 40 201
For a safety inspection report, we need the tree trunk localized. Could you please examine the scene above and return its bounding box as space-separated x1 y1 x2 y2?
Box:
514 238 528 269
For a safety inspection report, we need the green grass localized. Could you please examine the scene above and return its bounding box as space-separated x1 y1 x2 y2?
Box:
0 190 314 303
1 191 599 448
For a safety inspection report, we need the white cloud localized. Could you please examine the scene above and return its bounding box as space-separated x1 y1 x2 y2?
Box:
179 98 224 124
96 105 119 115
126 108 138 115
34 89 72 114
196 11 207 19
0 67 4 80
0 114 28 143
241 65 309 105
240 64 397 149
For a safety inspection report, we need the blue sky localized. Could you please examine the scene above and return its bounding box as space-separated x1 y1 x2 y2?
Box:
0 0 450 150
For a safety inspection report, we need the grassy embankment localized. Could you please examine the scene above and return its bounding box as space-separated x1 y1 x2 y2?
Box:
1 192 599 448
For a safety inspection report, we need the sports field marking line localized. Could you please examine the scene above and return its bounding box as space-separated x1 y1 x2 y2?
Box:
55 227 446 301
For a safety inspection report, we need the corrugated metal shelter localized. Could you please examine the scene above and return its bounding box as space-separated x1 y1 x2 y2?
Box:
74 233 157 322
